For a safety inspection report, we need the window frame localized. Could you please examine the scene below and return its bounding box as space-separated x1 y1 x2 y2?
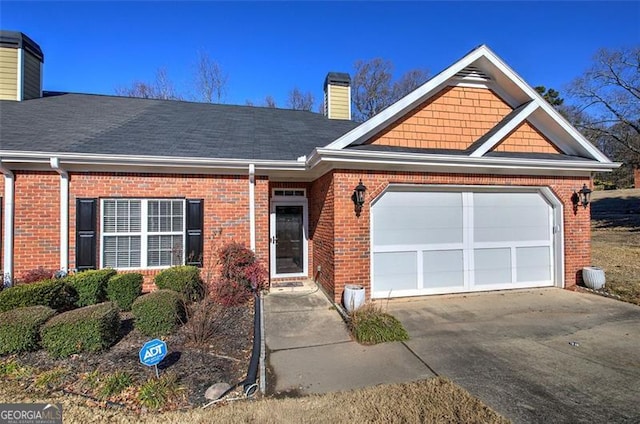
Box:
99 198 186 270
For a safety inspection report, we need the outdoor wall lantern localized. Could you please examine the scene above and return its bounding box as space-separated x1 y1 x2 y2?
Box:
571 184 592 210
351 179 367 217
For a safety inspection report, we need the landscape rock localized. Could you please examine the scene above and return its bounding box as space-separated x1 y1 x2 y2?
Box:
205 382 231 400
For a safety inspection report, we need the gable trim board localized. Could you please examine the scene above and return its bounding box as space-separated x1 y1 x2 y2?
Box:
0 42 620 301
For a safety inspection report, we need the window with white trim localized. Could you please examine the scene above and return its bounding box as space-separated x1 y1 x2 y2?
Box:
101 199 185 269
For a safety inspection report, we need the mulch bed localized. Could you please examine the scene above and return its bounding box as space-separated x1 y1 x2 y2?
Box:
7 302 254 409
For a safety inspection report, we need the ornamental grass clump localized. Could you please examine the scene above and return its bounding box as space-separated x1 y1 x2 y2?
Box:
348 302 409 345
40 302 120 358
132 290 186 337
0 306 56 355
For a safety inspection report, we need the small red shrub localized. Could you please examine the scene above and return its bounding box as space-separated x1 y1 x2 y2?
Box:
212 242 268 306
19 267 57 284
211 279 252 307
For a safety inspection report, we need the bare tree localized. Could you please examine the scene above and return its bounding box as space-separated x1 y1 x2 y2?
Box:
264 95 277 108
351 58 429 122
115 67 182 100
287 87 314 111
194 50 228 103
568 46 639 155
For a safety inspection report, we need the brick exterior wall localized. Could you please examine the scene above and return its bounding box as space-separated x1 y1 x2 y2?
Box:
11 172 61 279
319 170 591 304
4 171 268 291
635 168 640 188
492 121 561 154
368 86 512 150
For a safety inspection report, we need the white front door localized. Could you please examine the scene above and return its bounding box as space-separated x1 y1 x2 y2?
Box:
270 198 308 278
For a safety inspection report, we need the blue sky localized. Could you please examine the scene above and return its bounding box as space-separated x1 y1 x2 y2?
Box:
1 1 639 108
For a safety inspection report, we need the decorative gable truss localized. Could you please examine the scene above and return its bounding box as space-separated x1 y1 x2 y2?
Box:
321 45 615 171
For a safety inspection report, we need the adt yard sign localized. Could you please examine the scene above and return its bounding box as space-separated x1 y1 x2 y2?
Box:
139 339 167 367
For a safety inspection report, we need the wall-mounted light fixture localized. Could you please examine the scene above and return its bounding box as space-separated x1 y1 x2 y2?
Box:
571 184 592 210
351 180 367 217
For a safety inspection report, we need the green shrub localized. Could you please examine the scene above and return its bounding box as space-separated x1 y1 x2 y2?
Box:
0 306 56 354
40 302 120 358
132 290 185 337
154 266 204 301
349 303 409 345
0 279 76 312
106 273 143 311
67 269 117 307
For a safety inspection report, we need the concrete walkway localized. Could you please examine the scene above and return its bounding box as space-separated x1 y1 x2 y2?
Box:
264 282 434 394
265 284 640 423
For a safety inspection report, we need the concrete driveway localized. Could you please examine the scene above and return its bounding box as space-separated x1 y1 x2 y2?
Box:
386 288 640 424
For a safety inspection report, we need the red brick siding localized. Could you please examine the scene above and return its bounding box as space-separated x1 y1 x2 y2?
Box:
66 172 267 292
368 86 513 150
13 172 60 279
309 172 335 295
635 168 640 188
321 170 591 303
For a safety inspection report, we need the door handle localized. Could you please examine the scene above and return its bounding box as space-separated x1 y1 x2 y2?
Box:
271 236 278 244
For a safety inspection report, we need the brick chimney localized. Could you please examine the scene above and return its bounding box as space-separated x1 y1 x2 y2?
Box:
0 31 44 101
324 72 351 120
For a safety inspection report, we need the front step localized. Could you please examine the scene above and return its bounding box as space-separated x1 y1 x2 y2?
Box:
269 278 317 294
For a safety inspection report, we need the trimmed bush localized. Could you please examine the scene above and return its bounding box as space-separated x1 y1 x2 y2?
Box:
0 279 76 312
40 302 120 358
0 306 56 355
132 290 185 337
66 269 117 307
106 273 143 311
154 266 204 301
213 242 267 306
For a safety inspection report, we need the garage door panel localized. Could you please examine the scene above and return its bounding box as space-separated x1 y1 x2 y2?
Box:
474 248 512 285
516 246 552 282
373 192 463 245
423 250 464 288
373 252 417 292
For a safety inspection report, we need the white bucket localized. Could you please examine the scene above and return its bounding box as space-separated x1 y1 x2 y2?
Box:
343 284 365 312
583 266 606 290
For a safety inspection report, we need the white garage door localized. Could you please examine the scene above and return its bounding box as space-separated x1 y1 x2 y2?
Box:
371 188 557 298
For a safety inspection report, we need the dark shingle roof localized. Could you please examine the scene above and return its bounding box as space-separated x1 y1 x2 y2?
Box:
0 93 358 160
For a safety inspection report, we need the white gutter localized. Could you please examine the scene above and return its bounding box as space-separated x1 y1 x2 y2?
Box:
308 148 620 173
50 158 69 273
0 159 14 286
249 164 256 252
0 150 306 173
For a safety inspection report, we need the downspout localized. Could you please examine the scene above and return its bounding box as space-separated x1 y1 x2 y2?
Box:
0 159 14 286
249 164 256 252
50 158 69 274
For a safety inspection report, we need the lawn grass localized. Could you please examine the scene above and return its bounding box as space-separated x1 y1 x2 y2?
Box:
0 376 509 424
590 189 640 305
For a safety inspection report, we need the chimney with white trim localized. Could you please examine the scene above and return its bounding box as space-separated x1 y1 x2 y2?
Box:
0 31 44 101
323 72 351 120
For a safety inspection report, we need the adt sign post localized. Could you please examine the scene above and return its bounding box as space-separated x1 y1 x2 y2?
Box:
139 339 167 377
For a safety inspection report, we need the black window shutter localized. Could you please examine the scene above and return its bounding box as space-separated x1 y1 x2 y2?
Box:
76 198 97 271
186 199 204 267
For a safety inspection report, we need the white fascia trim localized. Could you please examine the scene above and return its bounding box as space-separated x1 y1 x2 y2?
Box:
17 48 23 101
50 158 69 273
309 148 620 173
0 151 306 173
0 159 15 285
325 47 488 150
469 101 539 157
